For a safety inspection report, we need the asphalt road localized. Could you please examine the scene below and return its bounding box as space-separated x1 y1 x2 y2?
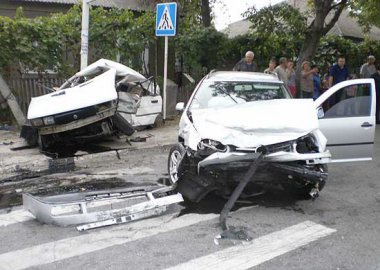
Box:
0 129 379 270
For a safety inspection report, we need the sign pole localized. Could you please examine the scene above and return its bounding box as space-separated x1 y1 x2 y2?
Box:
163 36 168 121
80 0 90 70
156 2 177 122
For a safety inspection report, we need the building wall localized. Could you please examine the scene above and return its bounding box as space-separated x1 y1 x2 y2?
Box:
0 1 71 18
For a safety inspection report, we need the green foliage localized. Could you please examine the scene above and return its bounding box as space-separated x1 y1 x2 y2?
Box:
0 6 155 77
175 24 228 79
241 3 307 68
350 0 380 30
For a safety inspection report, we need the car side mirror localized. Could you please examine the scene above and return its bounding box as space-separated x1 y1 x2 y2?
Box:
317 107 324 119
175 102 185 111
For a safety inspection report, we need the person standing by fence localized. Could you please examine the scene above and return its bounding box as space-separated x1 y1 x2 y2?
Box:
360 55 376 78
312 64 321 100
300 61 314 98
233 51 257 72
287 60 296 97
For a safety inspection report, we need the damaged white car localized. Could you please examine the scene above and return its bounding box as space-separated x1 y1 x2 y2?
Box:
23 59 162 156
168 71 376 201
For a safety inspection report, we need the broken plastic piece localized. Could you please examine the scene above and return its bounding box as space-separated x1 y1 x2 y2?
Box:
23 185 183 229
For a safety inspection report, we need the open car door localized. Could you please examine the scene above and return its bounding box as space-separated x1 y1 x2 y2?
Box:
315 78 376 162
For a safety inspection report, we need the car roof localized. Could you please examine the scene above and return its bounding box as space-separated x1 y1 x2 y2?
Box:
204 71 282 83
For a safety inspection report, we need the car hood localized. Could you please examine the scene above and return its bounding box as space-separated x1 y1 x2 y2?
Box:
65 59 158 95
27 69 117 119
182 99 320 149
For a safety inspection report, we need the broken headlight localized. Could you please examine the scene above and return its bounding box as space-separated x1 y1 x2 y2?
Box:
30 118 43 127
296 134 319 153
197 139 228 153
42 116 55 125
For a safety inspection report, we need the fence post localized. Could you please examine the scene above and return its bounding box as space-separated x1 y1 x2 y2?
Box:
0 74 26 126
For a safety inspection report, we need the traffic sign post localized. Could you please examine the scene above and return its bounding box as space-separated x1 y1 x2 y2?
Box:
156 2 177 121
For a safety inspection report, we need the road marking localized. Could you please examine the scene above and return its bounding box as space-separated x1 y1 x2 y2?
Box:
0 206 256 270
165 220 336 270
0 209 34 227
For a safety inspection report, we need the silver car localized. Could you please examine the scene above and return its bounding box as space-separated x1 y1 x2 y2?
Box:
168 71 376 202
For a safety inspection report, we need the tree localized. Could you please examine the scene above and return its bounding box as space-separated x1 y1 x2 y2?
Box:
200 0 212 27
350 0 380 30
245 0 349 97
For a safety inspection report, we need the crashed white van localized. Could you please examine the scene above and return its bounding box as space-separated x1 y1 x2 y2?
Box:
168 71 376 201
26 59 162 155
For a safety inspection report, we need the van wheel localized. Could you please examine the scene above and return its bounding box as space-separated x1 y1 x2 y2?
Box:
153 113 163 128
168 143 186 184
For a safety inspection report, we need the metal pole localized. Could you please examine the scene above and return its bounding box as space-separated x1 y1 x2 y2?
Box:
163 35 168 121
80 0 90 70
219 153 263 231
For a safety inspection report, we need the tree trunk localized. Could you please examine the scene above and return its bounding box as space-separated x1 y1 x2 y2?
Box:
295 0 348 98
0 75 26 126
201 0 211 27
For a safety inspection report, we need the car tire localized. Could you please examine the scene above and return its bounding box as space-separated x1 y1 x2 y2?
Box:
153 113 163 128
38 134 77 157
168 143 186 184
37 134 50 152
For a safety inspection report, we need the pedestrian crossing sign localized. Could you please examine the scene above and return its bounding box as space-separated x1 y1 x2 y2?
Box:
156 2 177 36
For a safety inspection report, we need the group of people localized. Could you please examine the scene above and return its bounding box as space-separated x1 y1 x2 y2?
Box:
233 51 380 123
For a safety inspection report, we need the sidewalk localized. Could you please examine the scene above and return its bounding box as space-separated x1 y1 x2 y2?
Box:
0 119 179 182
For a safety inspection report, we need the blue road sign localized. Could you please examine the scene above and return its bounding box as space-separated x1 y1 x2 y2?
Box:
156 2 177 36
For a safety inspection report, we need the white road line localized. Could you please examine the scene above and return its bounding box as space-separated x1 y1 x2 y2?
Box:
165 221 336 270
0 209 34 227
0 206 256 270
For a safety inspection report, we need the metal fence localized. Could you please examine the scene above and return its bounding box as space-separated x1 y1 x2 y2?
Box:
8 77 65 115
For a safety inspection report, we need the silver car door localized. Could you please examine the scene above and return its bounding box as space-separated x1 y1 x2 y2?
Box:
314 79 376 162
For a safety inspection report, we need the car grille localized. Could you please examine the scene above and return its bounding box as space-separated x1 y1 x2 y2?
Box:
266 141 292 154
52 101 113 125
235 141 293 154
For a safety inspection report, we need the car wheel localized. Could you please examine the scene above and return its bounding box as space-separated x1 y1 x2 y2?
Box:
153 113 163 128
37 134 50 152
168 143 186 184
281 164 327 199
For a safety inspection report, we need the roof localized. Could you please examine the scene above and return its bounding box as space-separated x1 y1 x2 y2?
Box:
223 0 380 41
206 71 282 83
17 0 153 11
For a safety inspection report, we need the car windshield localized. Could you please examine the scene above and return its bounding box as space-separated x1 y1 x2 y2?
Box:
189 80 290 111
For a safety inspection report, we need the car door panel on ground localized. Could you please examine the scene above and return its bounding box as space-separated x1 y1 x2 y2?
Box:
315 79 376 162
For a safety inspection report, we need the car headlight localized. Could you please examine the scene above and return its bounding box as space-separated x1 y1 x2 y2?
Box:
296 134 319 153
197 139 227 152
42 116 55 125
30 118 43 127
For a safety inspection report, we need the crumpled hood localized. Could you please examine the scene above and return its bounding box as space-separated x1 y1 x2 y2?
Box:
28 69 117 119
185 99 319 149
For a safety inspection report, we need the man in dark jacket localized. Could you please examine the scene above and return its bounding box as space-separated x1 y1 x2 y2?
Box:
371 64 380 124
233 51 257 72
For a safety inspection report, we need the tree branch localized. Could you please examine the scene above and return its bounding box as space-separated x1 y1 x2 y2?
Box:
322 0 348 35
326 0 346 13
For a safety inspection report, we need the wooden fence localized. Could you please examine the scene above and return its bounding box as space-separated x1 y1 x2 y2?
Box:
8 77 65 115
